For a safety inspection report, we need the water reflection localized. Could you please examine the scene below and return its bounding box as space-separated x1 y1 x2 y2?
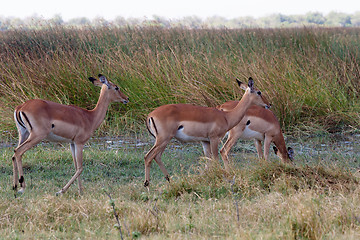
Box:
1 133 360 158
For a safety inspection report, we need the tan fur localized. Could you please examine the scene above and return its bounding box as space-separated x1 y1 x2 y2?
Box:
217 101 293 163
144 78 270 186
12 75 128 195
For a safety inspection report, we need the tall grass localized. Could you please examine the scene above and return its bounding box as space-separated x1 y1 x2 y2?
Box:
1 27 360 137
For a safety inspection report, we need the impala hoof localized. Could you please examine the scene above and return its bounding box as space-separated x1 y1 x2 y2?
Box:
55 191 63 196
144 180 149 187
165 175 170 182
17 188 25 195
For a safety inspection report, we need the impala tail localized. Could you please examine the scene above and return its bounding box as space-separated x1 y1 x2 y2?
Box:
146 117 158 138
14 109 32 132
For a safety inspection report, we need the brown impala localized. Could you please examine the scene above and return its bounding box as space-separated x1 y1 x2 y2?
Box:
12 74 129 196
144 77 271 187
217 102 294 163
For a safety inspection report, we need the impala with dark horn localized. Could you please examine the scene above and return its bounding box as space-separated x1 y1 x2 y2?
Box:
144 77 270 187
12 74 129 196
217 102 294 163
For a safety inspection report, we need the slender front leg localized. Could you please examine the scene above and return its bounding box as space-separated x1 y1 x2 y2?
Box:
210 137 222 167
220 130 241 168
201 141 211 158
263 136 272 161
254 139 264 159
56 143 84 195
70 143 83 195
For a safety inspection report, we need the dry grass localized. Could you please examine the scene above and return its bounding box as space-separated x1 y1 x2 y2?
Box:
1 169 360 239
1 143 360 239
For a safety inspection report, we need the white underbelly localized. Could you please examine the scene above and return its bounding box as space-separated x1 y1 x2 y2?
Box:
240 126 264 141
175 129 209 142
46 132 73 143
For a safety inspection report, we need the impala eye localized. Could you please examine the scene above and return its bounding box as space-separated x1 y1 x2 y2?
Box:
257 91 262 95
115 86 119 91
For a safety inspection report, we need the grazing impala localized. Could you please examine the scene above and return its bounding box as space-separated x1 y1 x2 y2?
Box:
12 74 129 196
144 77 270 187
217 102 294 163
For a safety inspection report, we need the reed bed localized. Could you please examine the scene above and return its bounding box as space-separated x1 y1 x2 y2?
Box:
1 27 360 137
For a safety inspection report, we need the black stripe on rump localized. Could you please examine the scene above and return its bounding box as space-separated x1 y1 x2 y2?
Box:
21 112 33 130
16 111 26 129
147 117 157 137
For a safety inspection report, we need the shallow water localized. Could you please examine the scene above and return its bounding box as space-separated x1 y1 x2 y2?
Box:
89 133 360 163
3 133 360 158
290 133 360 157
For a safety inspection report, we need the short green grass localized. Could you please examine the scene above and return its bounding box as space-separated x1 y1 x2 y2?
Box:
1 135 360 239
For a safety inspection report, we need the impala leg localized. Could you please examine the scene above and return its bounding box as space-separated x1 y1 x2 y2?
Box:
154 146 170 182
220 130 241 170
263 136 272 161
12 127 30 192
13 133 45 194
56 143 84 195
70 143 83 195
254 139 264 159
144 145 156 187
16 126 30 147
201 141 212 170
197 141 212 171
144 138 170 187
201 141 211 158
210 138 222 168
12 154 18 192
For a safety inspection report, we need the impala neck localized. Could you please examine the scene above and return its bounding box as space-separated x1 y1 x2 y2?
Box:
89 85 112 131
224 92 254 131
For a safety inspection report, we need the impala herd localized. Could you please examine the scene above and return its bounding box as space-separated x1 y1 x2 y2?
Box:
11 74 293 196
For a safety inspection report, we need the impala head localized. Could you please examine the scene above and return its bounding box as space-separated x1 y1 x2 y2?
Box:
273 146 294 162
89 74 129 104
236 77 271 109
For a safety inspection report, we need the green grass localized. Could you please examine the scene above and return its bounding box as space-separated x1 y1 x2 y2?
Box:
1 27 360 138
1 136 360 239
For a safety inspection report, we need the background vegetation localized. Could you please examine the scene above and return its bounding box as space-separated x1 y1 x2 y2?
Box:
1 11 360 29
1 26 360 139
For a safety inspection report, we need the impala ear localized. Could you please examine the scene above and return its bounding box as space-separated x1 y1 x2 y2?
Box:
88 77 96 84
89 77 103 87
98 74 111 89
236 78 248 91
273 146 278 155
248 77 255 92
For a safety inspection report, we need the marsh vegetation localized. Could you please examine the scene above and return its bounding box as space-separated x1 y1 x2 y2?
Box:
1 27 360 136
